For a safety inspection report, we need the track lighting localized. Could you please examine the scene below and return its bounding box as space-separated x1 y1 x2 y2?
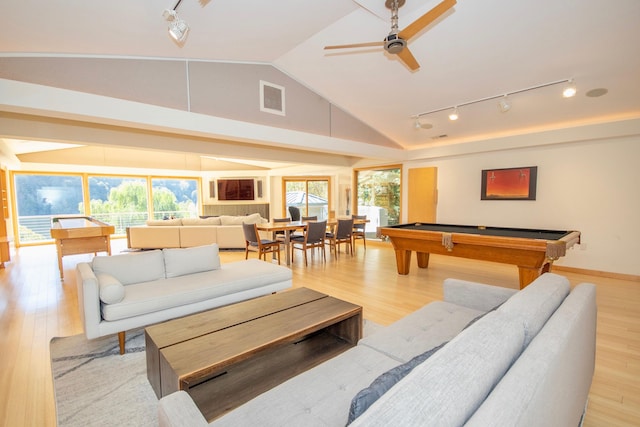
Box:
498 95 511 113
163 0 188 44
563 79 577 98
411 78 576 126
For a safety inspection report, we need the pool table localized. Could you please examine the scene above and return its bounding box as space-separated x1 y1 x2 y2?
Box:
50 216 115 278
379 223 581 289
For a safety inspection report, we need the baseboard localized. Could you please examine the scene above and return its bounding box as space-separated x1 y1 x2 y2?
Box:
553 265 640 282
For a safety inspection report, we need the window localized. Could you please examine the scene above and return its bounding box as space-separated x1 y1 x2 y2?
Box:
11 172 201 245
355 166 401 236
151 178 198 220
14 173 83 243
283 177 330 220
87 176 149 234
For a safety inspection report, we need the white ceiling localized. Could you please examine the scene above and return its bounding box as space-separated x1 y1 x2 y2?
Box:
2 0 640 165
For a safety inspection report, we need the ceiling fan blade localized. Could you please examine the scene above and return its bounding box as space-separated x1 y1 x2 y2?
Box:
398 0 456 41
396 47 420 71
324 41 384 50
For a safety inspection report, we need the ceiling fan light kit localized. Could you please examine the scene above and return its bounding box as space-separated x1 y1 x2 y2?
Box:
413 78 577 128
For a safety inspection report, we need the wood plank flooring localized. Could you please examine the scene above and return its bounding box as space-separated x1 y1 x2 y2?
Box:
0 239 638 426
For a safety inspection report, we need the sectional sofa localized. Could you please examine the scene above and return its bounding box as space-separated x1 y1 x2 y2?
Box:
126 213 268 250
158 273 597 426
75 244 292 354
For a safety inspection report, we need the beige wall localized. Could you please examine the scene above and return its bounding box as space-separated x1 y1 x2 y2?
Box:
404 133 640 276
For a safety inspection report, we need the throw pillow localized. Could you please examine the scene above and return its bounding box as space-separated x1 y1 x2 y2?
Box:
96 273 125 304
347 341 448 424
346 303 505 424
163 244 221 278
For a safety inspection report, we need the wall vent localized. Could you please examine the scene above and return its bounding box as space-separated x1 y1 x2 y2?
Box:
260 80 285 116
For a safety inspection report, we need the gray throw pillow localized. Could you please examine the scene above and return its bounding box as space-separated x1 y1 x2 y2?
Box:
346 302 505 424
346 341 447 425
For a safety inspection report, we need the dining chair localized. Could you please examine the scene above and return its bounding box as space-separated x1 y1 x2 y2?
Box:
291 220 327 266
325 218 353 259
273 217 290 243
288 206 301 221
242 222 281 264
301 216 318 221
352 214 367 252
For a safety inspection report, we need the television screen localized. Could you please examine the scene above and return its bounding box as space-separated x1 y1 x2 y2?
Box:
217 179 255 201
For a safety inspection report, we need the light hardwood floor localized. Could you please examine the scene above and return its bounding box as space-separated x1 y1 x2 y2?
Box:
0 239 638 426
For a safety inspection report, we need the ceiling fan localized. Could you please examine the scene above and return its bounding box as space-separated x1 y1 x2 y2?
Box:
324 0 456 71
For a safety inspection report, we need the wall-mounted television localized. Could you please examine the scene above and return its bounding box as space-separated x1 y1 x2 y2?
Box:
217 179 255 201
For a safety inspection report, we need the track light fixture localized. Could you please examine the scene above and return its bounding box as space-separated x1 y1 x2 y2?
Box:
163 0 189 44
563 79 577 98
498 95 512 113
411 78 576 125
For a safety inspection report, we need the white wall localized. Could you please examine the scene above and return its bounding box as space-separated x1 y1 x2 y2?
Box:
404 136 640 276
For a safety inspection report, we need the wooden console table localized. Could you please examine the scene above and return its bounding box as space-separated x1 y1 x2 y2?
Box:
145 287 362 421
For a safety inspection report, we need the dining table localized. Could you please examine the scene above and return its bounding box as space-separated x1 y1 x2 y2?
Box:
256 218 369 266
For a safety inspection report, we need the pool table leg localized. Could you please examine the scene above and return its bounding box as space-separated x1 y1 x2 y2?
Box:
416 252 430 269
518 261 552 289
394 250 430 274
394 249 412 274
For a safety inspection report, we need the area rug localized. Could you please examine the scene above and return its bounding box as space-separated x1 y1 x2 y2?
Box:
51 320 384 427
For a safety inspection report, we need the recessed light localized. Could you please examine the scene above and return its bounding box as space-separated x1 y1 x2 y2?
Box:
586 88 608 98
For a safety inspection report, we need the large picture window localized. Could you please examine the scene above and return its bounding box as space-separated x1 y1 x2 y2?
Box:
11 172 200 245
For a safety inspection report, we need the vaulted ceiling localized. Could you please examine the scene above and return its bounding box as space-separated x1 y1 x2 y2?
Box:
1 0 639 169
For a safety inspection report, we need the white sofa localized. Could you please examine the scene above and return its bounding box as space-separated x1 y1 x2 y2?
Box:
126 213 268 250
75 244 292 354
158 273 597 426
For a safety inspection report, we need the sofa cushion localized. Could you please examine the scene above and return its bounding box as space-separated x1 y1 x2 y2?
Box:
358 300 484 363
497 272 570 346
146 218 182 226
163 244 221 278
349 311 526 427
219 213 264 225
101 259 292 321
206 345 400 427
92 250 166 285
181 217 222 226
96 273 125 304
465 283 597 427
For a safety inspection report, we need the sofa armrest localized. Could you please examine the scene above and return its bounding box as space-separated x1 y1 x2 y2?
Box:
158 391 209 427
75 262 102 339
443 278 517 312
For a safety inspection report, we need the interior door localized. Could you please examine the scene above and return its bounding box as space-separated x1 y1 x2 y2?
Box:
407 167 437 223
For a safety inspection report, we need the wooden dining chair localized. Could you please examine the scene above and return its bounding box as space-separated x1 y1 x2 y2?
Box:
325 218 353 259
273 217 290 243
288 206 301 221
291 220 326 265
242 222 281 264
352 214 367 252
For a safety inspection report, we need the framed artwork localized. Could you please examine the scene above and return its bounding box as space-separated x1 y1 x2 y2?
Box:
481 166 537 200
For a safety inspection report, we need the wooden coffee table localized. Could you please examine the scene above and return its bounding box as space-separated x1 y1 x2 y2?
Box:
145 287 362 421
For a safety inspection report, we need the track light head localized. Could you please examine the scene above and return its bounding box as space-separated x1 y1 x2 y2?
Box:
168 17 189 43
448 107 459 121
563 79 577 98
498 95 511 113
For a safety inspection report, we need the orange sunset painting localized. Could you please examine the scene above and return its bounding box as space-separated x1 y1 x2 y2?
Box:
482 167 537 200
